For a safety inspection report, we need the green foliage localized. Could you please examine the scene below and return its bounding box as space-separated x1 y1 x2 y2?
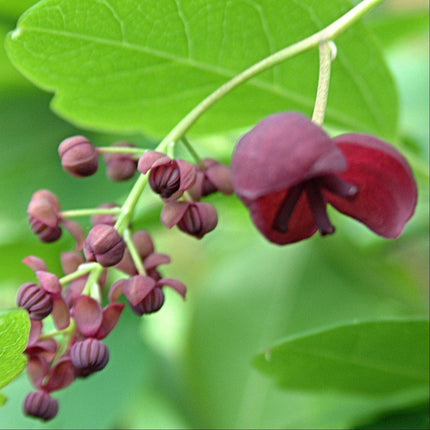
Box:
253 318 429 395
0 309 30 407
6 0 397 138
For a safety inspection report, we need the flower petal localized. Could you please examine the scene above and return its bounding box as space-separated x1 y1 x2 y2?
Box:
176 159 197 191
27 356 49 388
44 358 75 392
22 256 48 272
72 295 103 337
137 150 170 174
94 303 125 339
232 112 346 200
161 201 190 228
245 189 318 245
205 160 234 195
144 253 171 271
51 295 70 330
123 275 156 306
329 134 418 238
109 278 127 303
157 278 187 299
36 271 61 295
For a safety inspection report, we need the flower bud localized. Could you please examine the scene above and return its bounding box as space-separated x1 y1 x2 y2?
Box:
23 391 59 421
130 287 165 316
28 190 62 243
58 135 98 177
161 201 218 239
104 142 138 181
70 338 109 377
17 283 53 320
84 224 125 267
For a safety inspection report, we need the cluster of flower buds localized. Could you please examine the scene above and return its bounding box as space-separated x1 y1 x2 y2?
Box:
138 150 233 238
17 133 234 421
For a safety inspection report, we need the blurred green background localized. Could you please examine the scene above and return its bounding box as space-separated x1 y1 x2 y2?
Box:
0 1 428 429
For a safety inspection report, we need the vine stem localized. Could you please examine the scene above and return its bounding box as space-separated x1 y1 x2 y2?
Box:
61 207 121 219
156 0 384 152
114 0 383 234
312 41 336 126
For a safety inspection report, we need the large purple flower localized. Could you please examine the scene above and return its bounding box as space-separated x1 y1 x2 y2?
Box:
231 112 417 245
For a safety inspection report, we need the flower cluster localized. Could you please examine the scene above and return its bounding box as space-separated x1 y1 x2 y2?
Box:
17 135 233 421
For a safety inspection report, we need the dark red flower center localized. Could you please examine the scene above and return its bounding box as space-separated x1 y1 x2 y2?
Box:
272 174 358 236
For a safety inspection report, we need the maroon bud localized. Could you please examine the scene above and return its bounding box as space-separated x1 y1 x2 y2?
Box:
104 142 138 181
58 135 99 177
17 283 53 320
149 161 181 198
84 225 125 267
23 390 58 421
91 203 119 226
133 230 155 260
138 151 196 199
28 190 62 243
188 158 234 200
70 338 109 377
161 201 218 239
130 287 165 315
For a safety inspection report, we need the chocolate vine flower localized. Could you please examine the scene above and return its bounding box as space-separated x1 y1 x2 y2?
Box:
84 224 125 267
188 158 234 201
23 390 59 421
161 201 218 239
231 112 417 244
70 338 110 377
138 151 196 199
58 135 99 177
109 275 186 316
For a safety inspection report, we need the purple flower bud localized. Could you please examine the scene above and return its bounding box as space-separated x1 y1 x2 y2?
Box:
91 203 119 226
188 158 234 200
27 190 62 243
130 287 165 315
23 390 58 421
84 225 125 267
17 283 53 320
138 151 196 200
70 338 109 377
161 201 218 239
58 135 99 177
104 142 138 181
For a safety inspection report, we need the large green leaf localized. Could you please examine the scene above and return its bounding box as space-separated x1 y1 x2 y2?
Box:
0 309 30 407
6 0 398 139
253 318 429 395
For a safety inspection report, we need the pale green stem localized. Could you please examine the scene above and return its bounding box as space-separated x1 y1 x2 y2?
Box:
156 0 384 152
181 136 205 168
39 322 75 340
312 41 335 126
82 264 104 296
59 262 99 285
61 207 121 219
123 228 146 275
97 146 147 156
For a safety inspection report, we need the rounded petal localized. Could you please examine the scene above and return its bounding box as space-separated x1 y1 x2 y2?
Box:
137 150 170 174
51 295 70 330
144 253 171 271
245 189 318 245
161 201 190 228
72 295 103 337
28 320 43 346
44 358 75 392
95 303 125 339
205 160 234 195
23 256 48 272
109 278 127 303
232 112 347 200
157 278 187 299
123 275 156 306
36 271 61 295
27 356 49 387
330 134 418 238
176 159 197 191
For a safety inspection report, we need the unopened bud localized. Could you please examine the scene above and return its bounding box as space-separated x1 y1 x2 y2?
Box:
84 224 125 267
70 338 109 377
23 391 58 421
17 282 53 320
58 135 98 177
104 142 138 181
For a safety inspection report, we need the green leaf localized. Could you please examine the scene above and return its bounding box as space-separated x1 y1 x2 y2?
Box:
253 318 429 396
0 309 30 406
6 0 398 139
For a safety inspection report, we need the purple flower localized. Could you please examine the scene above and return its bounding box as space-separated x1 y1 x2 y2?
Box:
161 201 218 239
70 338 109 377
231 112 417 244
138 151 196 199
104 142 138 181
23 390 59 421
